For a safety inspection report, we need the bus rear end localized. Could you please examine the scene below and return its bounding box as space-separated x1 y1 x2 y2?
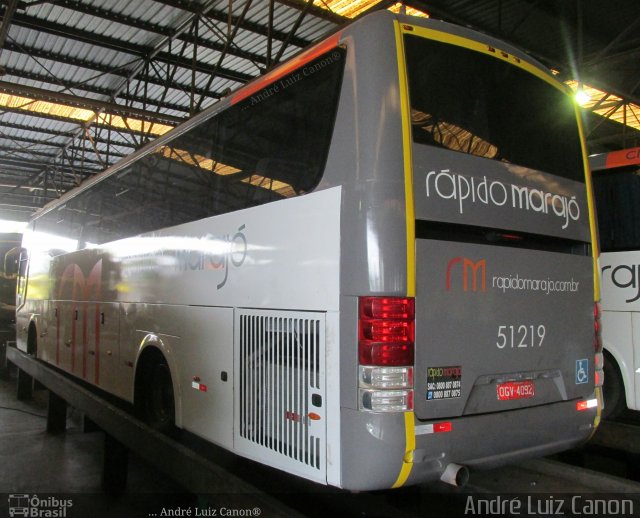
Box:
340 15 601 490
405 20 601 485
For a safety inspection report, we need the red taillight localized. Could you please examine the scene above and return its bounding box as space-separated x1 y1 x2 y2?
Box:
359 297 415 366
594 302 602 353
576 398 598 411
360 297 415 320
434 421 452 433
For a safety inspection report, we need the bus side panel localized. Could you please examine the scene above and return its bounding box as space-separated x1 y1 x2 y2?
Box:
601 310 635 410
633 313 640 410
113 187 341 312
320 15 409 301
180 306 234 450
600 251 640 311
600 250 640 410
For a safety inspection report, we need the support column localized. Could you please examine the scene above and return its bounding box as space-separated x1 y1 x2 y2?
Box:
102 433 128 495
46 391 67 434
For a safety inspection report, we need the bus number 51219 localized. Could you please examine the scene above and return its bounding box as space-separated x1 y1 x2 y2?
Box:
497 324 546 349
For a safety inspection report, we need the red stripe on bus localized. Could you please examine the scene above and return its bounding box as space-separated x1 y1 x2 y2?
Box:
604 146 640 169
82 305 88 379
230 33 342 106
94 304 101 385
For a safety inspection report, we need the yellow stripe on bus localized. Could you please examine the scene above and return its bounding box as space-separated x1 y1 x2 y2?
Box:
400 24 565 94
392 20 416 489
395 21 416 298
392 411 416 488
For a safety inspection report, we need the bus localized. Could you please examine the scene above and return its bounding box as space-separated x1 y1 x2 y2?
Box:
591 146 640 418
14 11 601 490
0 233 22 373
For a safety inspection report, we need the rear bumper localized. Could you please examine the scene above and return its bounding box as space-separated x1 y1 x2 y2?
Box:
339 398 597 491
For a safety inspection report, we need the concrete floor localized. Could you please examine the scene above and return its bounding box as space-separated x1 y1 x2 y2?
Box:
0 366 193 518
3 360 638 518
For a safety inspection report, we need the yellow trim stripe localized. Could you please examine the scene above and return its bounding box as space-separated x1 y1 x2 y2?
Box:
392 20 416 489
395 22 416 298
400 24 565 94
575 102 601 302
576 103 602 427
392 411 416 488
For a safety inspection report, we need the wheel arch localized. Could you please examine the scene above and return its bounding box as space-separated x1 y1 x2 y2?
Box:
602 342 635 410
133 334 183 428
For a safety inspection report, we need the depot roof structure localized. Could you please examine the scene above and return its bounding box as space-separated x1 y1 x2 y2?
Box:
0 0 638 221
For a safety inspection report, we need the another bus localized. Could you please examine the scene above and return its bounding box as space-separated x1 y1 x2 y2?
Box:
0 233 22 373
591 146 640 418
14 11 601 490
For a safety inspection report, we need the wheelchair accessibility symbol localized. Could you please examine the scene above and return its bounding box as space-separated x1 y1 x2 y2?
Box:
576 359 589 384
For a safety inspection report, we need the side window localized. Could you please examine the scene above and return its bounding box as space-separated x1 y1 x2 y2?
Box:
55 46 346 248
35 202 82 255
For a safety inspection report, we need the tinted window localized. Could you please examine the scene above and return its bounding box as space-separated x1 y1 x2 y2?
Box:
593 168 640 251
38 48 346 245
404 35 584 182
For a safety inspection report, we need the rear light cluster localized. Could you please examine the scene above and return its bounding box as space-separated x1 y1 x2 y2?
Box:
358 297 415 412
576 398 598 411
593 302 603 353
594 302 604 388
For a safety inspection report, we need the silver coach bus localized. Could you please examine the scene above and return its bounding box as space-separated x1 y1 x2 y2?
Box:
591 147 640 418
15 11 601 490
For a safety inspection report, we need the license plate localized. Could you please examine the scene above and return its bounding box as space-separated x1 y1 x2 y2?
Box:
497 380 535 401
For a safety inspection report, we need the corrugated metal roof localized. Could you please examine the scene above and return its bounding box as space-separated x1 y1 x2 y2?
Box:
0 0 638 221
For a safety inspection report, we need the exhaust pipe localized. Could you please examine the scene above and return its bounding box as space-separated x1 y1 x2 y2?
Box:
440 463 469 487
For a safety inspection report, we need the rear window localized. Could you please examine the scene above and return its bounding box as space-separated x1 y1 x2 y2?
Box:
404 34 584 182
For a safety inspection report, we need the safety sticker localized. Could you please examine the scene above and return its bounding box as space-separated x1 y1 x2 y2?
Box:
575 359 589 384
427 366 462 400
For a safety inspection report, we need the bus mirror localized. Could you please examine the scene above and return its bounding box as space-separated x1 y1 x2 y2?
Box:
4 246 23 278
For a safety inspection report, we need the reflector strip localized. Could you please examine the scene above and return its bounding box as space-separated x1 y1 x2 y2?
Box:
415 421 453 435
191 381 207 392
576 398 598 411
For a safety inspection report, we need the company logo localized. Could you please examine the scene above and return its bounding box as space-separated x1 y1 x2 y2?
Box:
425 169 581 230
601 263 640 303
8 494 73 517
446 257 580 295
119 224 248 290
173 224 248 289
55 260 103 380
446 257 486 292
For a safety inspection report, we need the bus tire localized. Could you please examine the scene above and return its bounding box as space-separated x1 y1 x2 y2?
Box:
602 351 626 420
135 350 176 434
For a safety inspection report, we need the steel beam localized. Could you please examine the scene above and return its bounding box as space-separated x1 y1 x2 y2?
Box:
6 346 303 516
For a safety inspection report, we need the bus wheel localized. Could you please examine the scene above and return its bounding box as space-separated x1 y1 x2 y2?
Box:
136 354 176 434
602 352 625 420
